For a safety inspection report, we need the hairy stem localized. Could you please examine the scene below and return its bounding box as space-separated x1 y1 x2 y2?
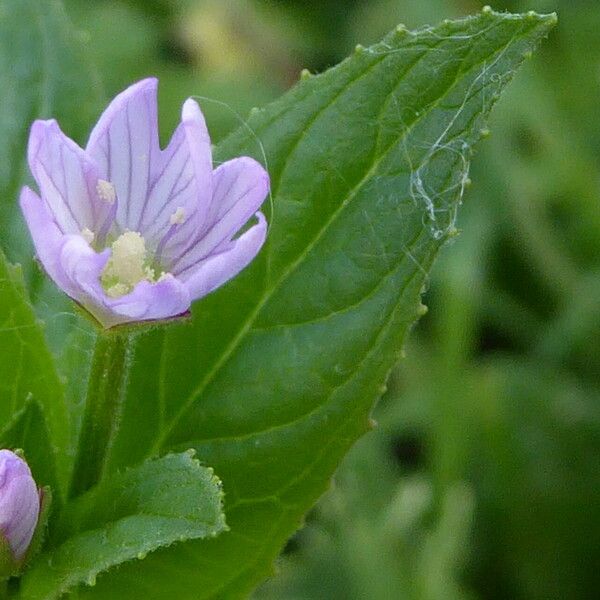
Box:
69 331 131 498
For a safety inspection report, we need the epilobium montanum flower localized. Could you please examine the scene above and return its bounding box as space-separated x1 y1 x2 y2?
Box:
0 450 40 562
20 78 269 328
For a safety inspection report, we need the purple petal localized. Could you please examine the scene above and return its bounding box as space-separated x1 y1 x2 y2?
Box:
57 236 191 329
105 275 191 326
171 157 269 275
0 450 39 560
21 188 191 328
140 98 214 262
27 120 114 235
86 78 160 232
19 186 76 295
181 212 267 300
181 98 213 223
139 124 201 249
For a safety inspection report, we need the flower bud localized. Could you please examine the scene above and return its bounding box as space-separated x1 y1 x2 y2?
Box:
0 450 40 561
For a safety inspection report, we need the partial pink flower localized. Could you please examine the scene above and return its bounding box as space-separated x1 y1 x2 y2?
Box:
0 450 40 561
21 78 269 328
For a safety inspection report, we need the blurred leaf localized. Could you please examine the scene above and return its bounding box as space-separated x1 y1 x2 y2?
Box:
0 250 68 489
471 359 600 600
0 0 103 389
0 0 101 272
67 10 558 599
19 452 227 600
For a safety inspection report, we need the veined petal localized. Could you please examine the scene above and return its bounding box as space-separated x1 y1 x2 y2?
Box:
209 156 269 226
138 124 200 248
27 120 114 235
140 98 214 261
19 186 74 295
180 212 267 300
57 236 190 329
105 275 191 327
86 78 160 232
0 450 40 560
181 98 213 224
171 157 269 275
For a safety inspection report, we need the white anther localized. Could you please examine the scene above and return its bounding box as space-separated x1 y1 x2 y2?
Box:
101 231 152 297
96 179 116 204
169 207 186 225
106 283 129 298
81 228 95 244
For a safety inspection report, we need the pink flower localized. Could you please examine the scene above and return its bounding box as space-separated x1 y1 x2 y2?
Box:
0 450 40 561
20 78 269 328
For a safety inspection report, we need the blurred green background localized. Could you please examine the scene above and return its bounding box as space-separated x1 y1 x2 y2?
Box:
63 0 600 598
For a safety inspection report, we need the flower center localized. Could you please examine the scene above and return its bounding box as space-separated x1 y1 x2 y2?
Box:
100 231 156 297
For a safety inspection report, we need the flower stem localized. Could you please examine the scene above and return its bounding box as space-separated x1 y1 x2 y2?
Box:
69 330 131 498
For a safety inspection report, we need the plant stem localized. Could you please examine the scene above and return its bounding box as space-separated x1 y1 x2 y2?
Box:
69 330 131 498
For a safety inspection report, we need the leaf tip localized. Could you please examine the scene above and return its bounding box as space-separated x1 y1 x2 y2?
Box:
184 448 197 459
525 10 559 32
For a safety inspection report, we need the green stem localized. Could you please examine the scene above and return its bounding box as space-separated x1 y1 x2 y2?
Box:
69 331 131 498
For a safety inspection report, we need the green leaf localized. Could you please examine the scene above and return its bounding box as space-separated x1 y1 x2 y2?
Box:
0 0 101 493
0 0 101 271
18 452 227 600
0 0 102 372
0 530 18 579
81 9 556 599
22 487 53 571
0 251 68 489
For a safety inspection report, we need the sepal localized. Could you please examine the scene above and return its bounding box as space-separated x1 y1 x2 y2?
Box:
0 530 18 579
21 487 52 567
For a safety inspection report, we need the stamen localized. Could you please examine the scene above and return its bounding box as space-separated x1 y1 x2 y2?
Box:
96 179 116 204
106 283 130 298
101 231 152 297
81 228 95 244
155 210 185 266
170 207 186 225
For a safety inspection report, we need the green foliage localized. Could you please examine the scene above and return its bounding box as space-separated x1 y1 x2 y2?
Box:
69 333 131 498
0 0 101 273
60 10 554 599
18 452 226 600
0 0 576 598
256 3 600 596
0 252 68 488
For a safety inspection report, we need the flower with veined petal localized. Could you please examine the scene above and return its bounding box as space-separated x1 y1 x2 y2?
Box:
20 78 269 328
0 450 40 563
